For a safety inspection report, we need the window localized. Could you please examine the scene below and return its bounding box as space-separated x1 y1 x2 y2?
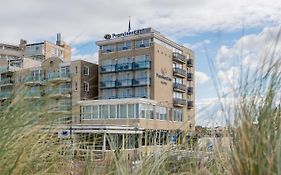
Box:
75 82 78 90
101 45 116 53
173 108 183 122
173 92 183 99
83 82 89 92
117 41 132 51
135 39 150 48
83 66 89 75
75 66 78 75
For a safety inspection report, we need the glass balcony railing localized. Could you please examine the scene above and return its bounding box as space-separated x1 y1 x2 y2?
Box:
49 88 71 97
116 63 132 72
187 59 193 67
115 79 133 87
132 77 150 86
24 76 45 84
173 68 186 77
173 52 186 63
0 92 12 99
47 72 71 81
187 73 193 81
173 83 186 92
133 61 151 70
0 78 14 86
187 101 194 109
0 65 20 74
100 65 116 73
25 90 43 98
187 87 193 95
173 98 186 107
100 81 115 89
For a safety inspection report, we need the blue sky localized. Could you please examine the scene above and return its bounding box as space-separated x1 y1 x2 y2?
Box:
1 0 281 126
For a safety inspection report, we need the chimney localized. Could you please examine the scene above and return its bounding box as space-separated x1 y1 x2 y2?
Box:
56 33 62 46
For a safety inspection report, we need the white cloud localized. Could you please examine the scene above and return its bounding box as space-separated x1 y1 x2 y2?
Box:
0 0 281 45
195 71 210 84
184 40 210 50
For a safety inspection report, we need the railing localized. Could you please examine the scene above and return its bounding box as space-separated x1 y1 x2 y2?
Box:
187 59 193 67
116 63 132 72
132 77 150 86
0 92 12 99
48 72 70 80
173 52 186 63
173 83 186 92
173 98 186 106
49 88 71 96
173 68 186 77
115 79 133 87
0 65 20 74
100 61 151 74
100 81 116 89
0 78 13 86
133 61 151 70
187 87 193 95
187 101 194 109
100 65 116 73
187 73 193 81
25 91 43 98
24 76 45 84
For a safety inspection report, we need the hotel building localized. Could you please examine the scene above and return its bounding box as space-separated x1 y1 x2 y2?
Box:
73 27 195 159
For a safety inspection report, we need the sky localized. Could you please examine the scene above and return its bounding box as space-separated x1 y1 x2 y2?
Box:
1 0 281 126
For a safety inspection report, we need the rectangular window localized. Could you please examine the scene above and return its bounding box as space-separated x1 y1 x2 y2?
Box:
83 66 89 75
128 104 135 118
82 106 91 120
117 41 132 51
93 105 99 119
75 66 78 75
119 104 127 118
135 39 150 49
75 82 78 91
110 105 116 118
100 105 109 119
83 82 89 92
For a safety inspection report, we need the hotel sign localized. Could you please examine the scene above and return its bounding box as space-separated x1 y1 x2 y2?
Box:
104 28 152 39
156 68 172 85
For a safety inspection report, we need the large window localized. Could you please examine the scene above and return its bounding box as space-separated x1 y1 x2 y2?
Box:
174 108 183 122
135 55 150 62
173 92 183 99
100 105 109 119
156 106 168 120
135 39 150 49
117 41 132 51
101 45 116 53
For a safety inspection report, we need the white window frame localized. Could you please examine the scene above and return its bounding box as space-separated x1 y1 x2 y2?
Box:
83 81 89 92
83 66 89 76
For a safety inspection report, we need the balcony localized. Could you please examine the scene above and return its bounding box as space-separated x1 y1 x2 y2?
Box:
0 78 14 87
133 61 151 70
173 83 186 93
187 73 193 81
173 52 186 64
187 59 193 67
0 92 12 100
24 91 43 99
115 79 133 87
48 72 71 83
173 98 186 107
132 77 150 86
49 88 71 98
0 65 20 74
187 101 194 109
24 76 45 86
187 87 193 95
173 68 186 78
100 65 116 74
116 63 132 72
100 81 115 89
